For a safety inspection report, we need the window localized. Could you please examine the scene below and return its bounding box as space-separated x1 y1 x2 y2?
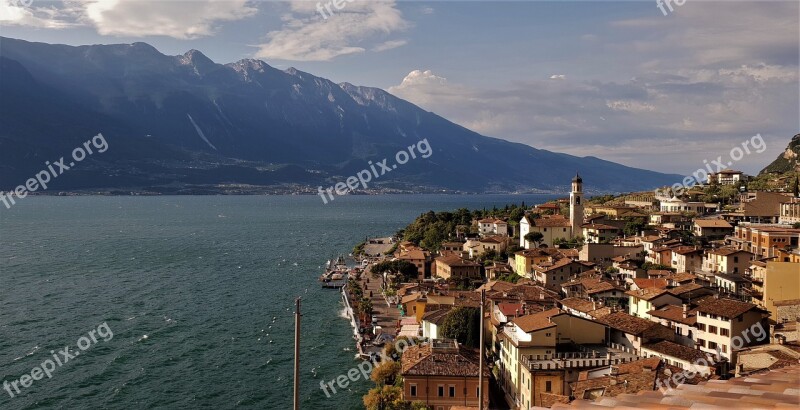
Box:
721 344 727 353
708 341 717 350
708 326 717 335
438 386 444 397
449 386 455 397
410 385 417 397
545 333 552 337
697 323 706 331
544 228 548 232
738 315 743 322
721 328 730 337
477 387 480 397
697 339 706 347
546 381 552 392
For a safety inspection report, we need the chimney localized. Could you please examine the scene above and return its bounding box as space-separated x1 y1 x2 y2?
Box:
593 300 598 311
682 304 689 319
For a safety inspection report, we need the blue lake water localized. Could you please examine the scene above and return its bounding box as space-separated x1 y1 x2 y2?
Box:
0 194 559 409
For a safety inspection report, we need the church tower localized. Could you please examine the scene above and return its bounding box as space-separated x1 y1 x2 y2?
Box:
570 172 584 237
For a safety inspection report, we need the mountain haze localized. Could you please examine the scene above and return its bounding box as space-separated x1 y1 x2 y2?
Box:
0 37 681 194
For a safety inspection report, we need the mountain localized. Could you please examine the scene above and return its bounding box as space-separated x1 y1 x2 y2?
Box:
760 134 800 174
0 37 681 194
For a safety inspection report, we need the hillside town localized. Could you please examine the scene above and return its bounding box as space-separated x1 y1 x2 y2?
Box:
348 171 800 410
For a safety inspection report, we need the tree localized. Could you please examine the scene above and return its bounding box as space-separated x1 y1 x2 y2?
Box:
371 361 401 386
524 231 544 247
440 306 481 348
363 385 405 410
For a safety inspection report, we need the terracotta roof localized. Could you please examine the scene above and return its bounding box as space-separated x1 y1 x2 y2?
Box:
694 219 733 228
535 257 576 272
421 307 451 325
706 247 750 256
511 308 561 333
559 297 595 313
435 255 481 267
555 364 800 408
647 304 697 325
597 311 661 335
643 340 711 363
696 298 760 319
668 283 707 296
534 216 573 228
626 287 670 301
581 223 621 230
633 278 669 289
401 343 487 377
498 303 524 317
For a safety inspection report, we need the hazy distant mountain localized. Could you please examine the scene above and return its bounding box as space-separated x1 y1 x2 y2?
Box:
0 37 681 194
760 134 800 174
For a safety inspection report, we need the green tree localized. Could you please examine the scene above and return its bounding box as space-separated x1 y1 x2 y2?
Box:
440 306 481 348
524 231 544 247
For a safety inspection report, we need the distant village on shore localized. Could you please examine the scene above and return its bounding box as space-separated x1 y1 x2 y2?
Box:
345 158 800 409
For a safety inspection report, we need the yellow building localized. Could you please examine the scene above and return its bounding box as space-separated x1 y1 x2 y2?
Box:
757 261 800 319
514 248 558 276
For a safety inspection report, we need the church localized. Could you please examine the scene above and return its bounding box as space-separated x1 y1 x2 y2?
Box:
519 173 584 248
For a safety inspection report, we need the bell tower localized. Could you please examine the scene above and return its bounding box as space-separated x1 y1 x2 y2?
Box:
570 172 584 237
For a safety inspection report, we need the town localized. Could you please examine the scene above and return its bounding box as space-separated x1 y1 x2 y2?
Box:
343 160 800 409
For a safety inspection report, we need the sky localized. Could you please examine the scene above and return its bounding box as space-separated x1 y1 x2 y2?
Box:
1 0 798 175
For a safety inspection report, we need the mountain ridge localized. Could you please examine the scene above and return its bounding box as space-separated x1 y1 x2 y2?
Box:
0 36 682 194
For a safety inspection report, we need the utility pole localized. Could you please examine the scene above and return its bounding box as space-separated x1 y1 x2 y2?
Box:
478 289 485 410
293 297 301 410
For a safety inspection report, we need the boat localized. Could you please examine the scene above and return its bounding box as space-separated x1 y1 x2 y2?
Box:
319 254 349 287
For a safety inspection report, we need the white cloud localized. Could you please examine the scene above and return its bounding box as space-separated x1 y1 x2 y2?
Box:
254 1 408 61
420 6 434 15
372 39 407 52
0 0 77 28
1 0 256 38
549 74 566 80
81 0 257 39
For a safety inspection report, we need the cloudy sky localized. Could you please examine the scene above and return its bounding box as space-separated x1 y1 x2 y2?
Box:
2 0 798 175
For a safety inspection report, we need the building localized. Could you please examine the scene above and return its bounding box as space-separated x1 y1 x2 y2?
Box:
747 261 800 318
596 311 675 353
531 258 594 291
693 219 734 239
397 246 431 279
401 340 489 409
570 173 584 237
434 255 483 281
478 217 508 237
703 248 754 274
779 200 800 224
581 223 621 244
670 246 704 273
514 248 560 277
421 308 451 340
499 309 607 406
707 169 743 185
640 340 715 374
627 288 682 320
520 215 573 248
694 297 769 361
647 304 697 347
659 197 716 214
728 223 800 258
